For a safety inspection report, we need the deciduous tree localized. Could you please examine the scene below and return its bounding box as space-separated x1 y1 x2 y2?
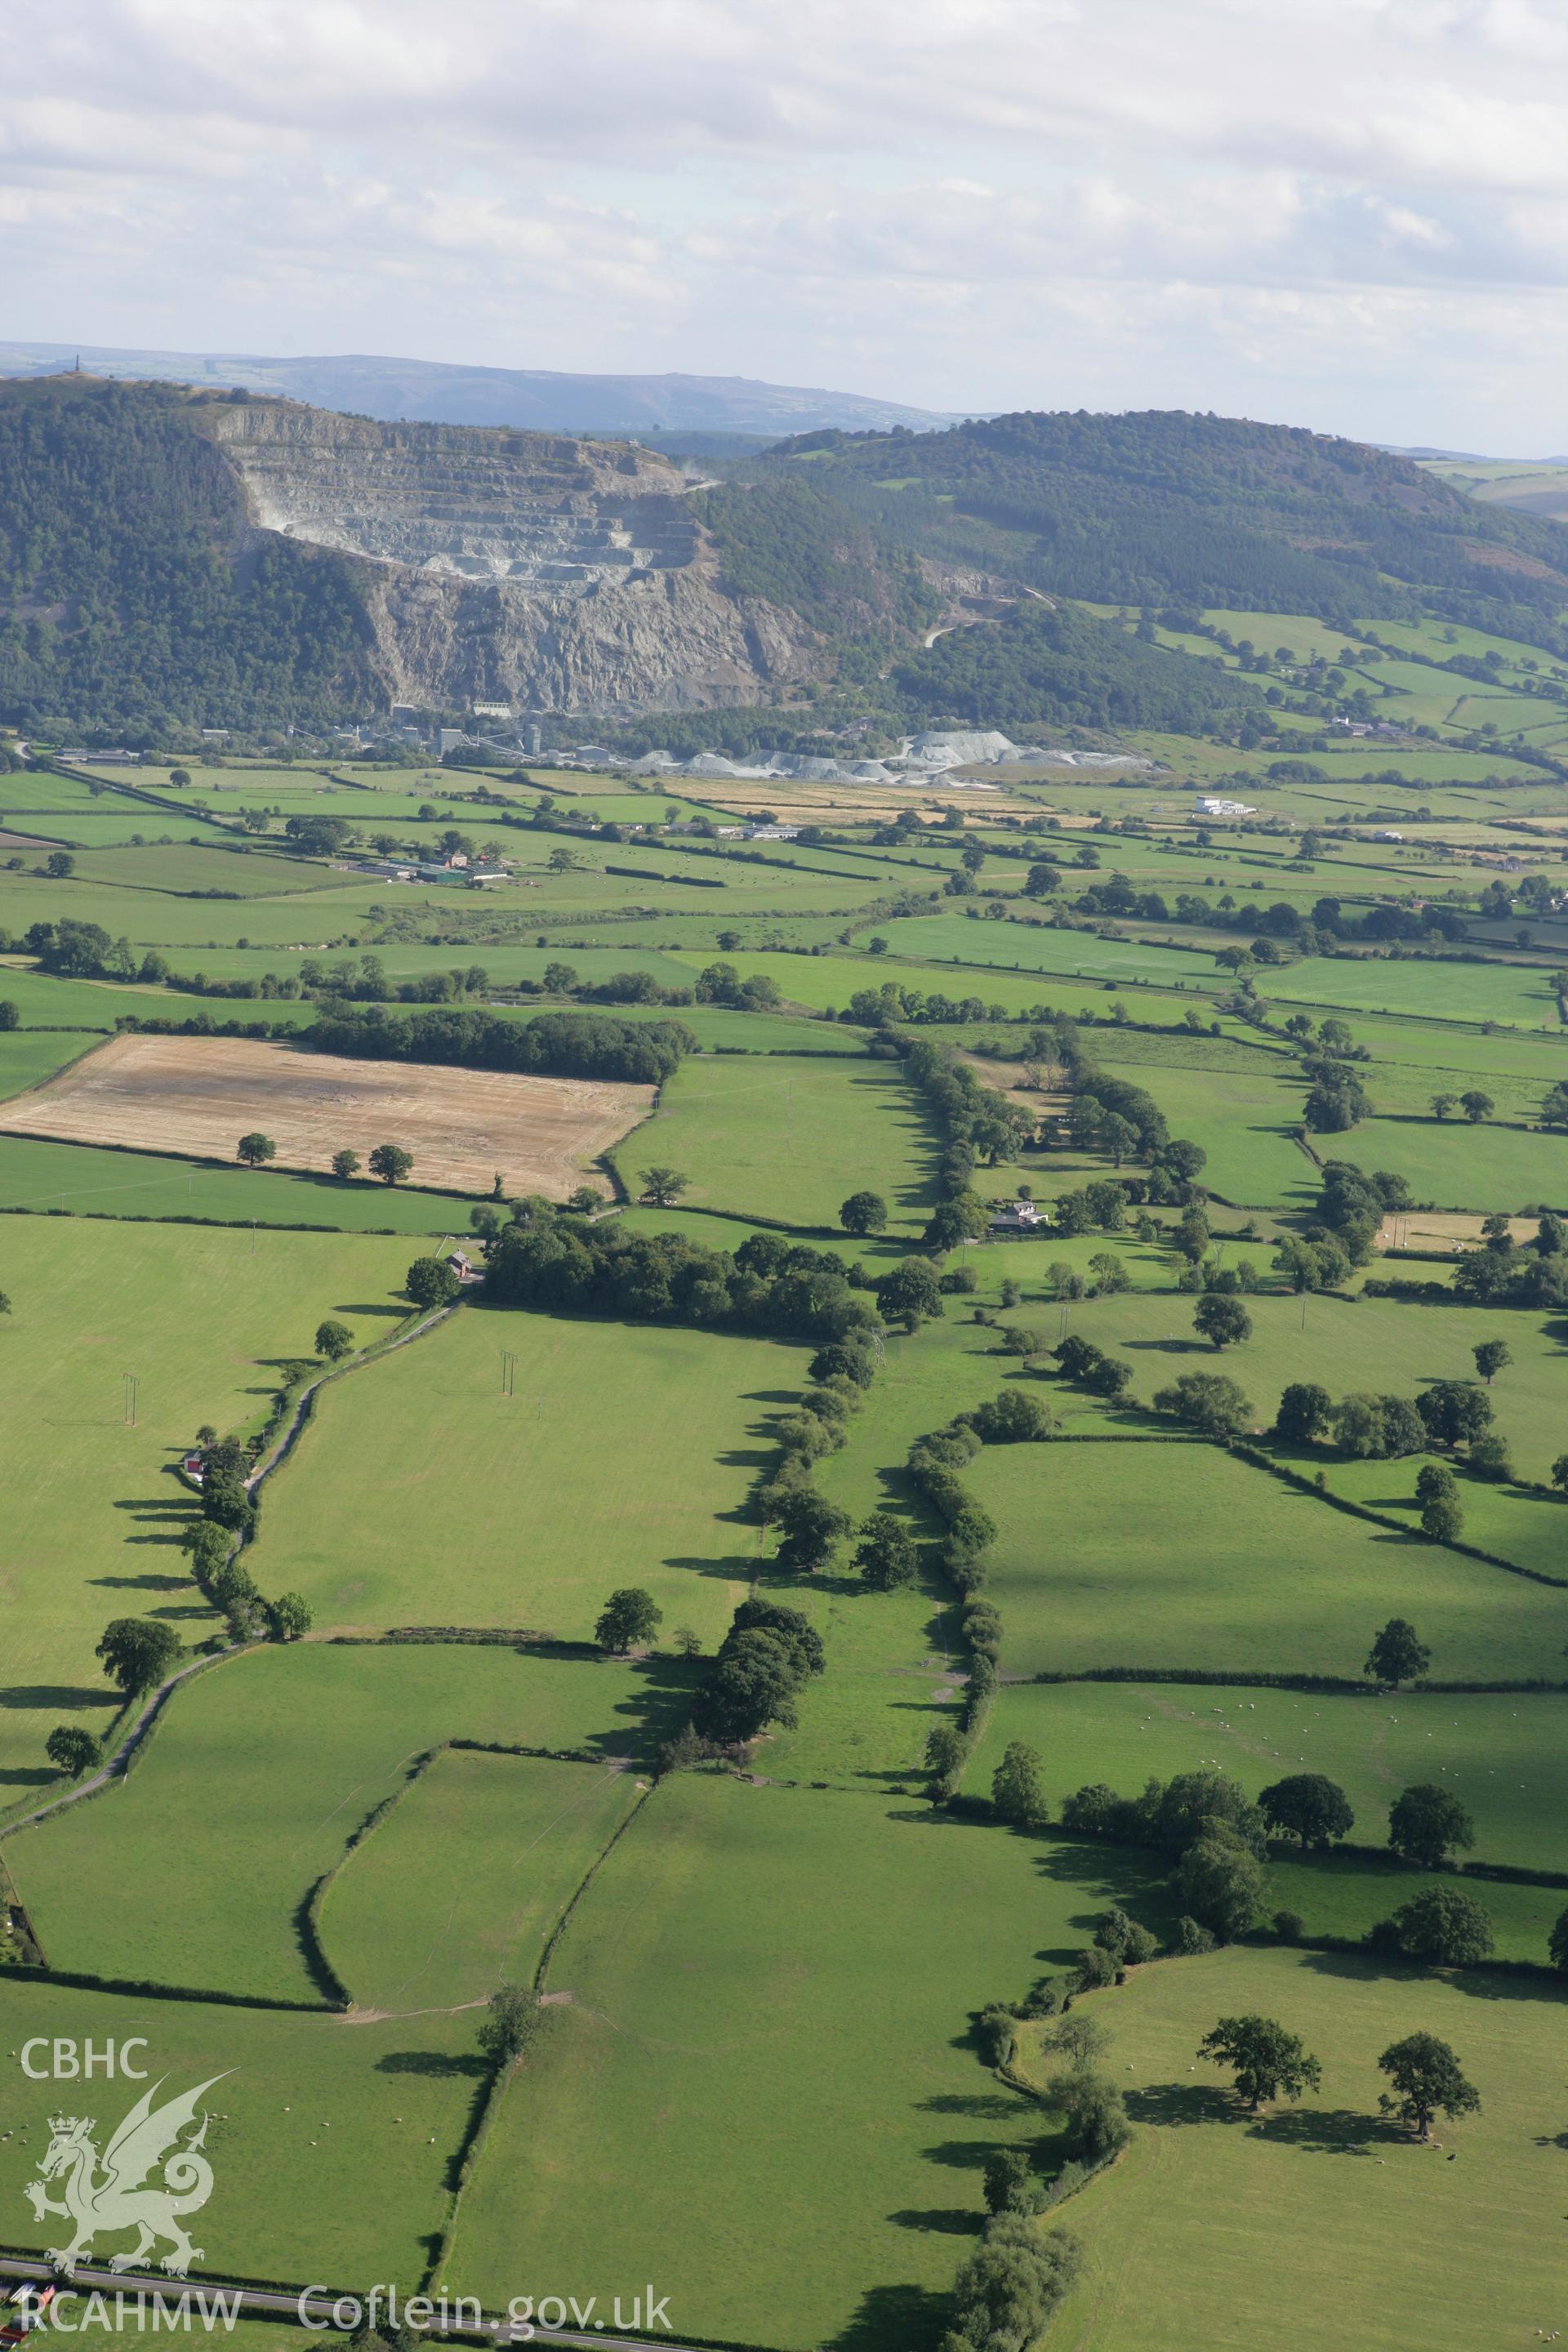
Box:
1388 1783 1474 1867
368 1143 413 1185
406 1255 461 1310
595 1588 663 1653
1378 2033 1479 2140
45 1726 100 1778
1383 1884 1494 1967
839 1190 888 1236
1365 1618 1430 1689
1197 2014 1322 2110
477 1984 537 2065
991 1741 1046 1828
1258 1774 1354 1851
1194 1294 1251 1350
268 1592 312 1642
853 1512 916 1591
96 1616 180 1695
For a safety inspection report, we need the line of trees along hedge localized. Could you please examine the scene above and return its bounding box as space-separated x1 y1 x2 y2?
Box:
898 1034 1033 1189
483 1209 880 1343
308 1004 695 1086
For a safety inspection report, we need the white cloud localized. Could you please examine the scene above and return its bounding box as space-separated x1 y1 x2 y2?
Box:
1 0 1566 443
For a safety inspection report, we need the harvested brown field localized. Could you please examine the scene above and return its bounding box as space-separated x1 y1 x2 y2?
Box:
0 1032 655 1198
1377 1209 1538 1252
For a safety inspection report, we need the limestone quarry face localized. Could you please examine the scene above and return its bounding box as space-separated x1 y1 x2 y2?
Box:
191 399 817 713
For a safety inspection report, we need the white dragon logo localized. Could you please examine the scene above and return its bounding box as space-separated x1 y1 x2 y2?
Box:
23 2075 230 2278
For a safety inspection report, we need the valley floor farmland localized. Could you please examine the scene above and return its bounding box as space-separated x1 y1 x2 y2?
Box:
245 1303 805 1642
0 1031 655 1199
1038 1949 1568 2352
0 1216 416 1793
7 1643 686 2003
450 1773 1149 2346
5 703 1568 2352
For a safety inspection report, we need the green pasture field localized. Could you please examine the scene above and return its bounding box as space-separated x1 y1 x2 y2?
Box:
1259 1845 1561 1953
0 1217 418 1793
1093 1058 1315 1208
1314 1453 1568 1584
0 1134 475 1228
0 960 321 1027
1267 953 1559 1027
6 1642 684 2002
1120 733 1557 791
964 1437 1568 1680
755 1295 1175 1791
1360 1062 1552 1127
590 1001 858 1053
0 1027 101 1097
612 1054 940 1230
451 1773 1168 2345
0 772 145 817
1010 1279 1566 1483
322 1748 642 2013
0 1972 481 2287
1329 1113 1568 1210
7 812 218 849
662 947 1246 1033
0 872 394 949
1361 613 1566 670
156 939 699 989
1291 1004 1568 1088
50 843 350 898
754 1312 1042 1789
1038 1946 1568 2352
247 1303 804 1646
964 1682 1568 1873
1204 608 1383 662
871 912 1219 989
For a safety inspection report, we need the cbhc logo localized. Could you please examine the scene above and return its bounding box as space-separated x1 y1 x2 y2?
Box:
18 2039 149 2079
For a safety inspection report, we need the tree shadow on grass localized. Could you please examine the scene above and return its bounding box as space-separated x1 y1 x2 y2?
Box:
918 2091 1023 2121
582 1655 699 1763
375 2051 489 2078
91 1571 189 1590
1250 2105 1403 2154
1125 2081 1252 2130
888 2207 982 2236
827 2283 952 2352
662 1550 763 1584
0 1684 118 1711
330 1302 408 1319
1298 1945 1568 2006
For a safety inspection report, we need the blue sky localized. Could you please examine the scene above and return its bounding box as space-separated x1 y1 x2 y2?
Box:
3 0 1567 450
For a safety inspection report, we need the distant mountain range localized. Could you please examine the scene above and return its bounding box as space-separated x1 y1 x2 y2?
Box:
0 343 958 439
